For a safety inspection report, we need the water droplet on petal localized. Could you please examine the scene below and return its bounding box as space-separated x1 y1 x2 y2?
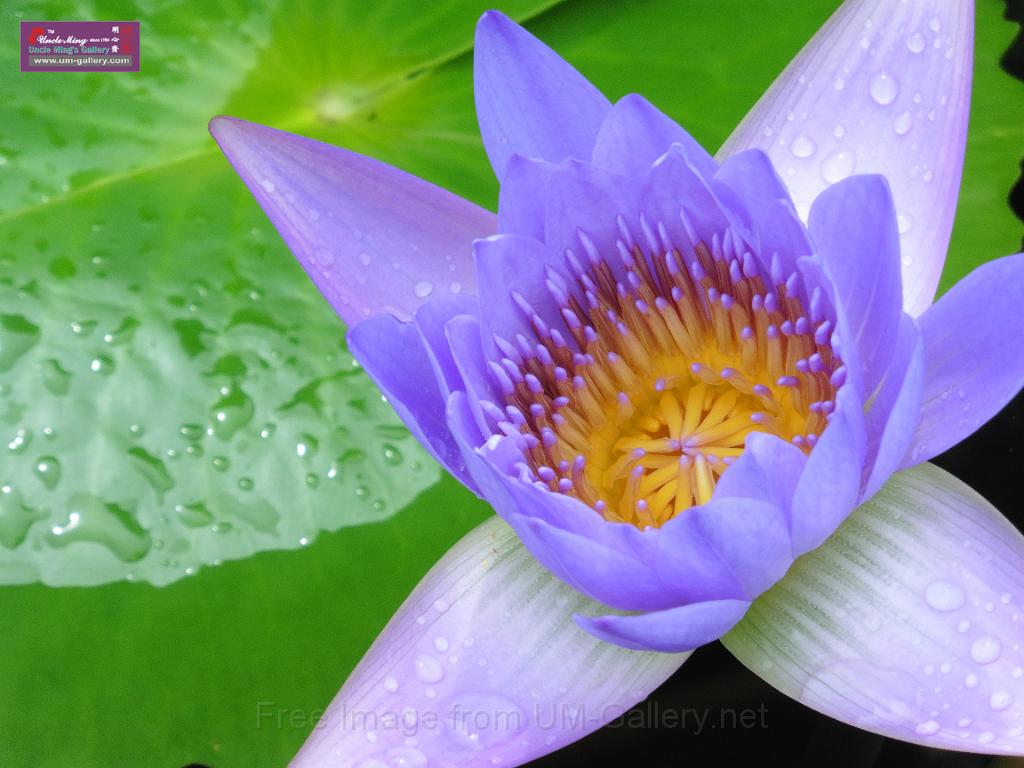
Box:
907 32 926 53
383 746 427 767
445 693 525 751
790 135 817 158
821 150 856 183
929 16 941 32
971 635 1002 665
414 654 444 683
434 636 449 653
991 691 1013 711
897 214 914 235
869 71 900 105
260 179 275 193
414 281 433 298
915 720 940 736
383 676 399 693
893 111 913 136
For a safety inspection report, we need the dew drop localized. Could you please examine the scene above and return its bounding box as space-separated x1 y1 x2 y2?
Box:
990 691 1014 711
907 32 926 53
821 149 856 183
449 281 463 294
915 719 940 736
414 654 444 683
833 77 846 91
383 746 427 767
358 252 371 266
897 214 914 235
971 635 1002 665
260 179 275 193
33 456 62 490
434 636 449 653
445 693 525 751
413 281 434 298
893 111 913 136
978 731 996 745
315 249 336 267
382 444 403 465
383 676 399 693
929 16 941 32
790 134 817 158
832 124 845 139
964 673 979 688
869 71 900 105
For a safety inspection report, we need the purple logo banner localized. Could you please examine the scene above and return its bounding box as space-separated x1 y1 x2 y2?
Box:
21 21 140 72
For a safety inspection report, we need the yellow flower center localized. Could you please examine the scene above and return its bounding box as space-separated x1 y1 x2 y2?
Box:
494 230 842 529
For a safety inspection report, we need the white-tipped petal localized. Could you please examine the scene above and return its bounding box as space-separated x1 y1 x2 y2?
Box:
724 463 1024 754
719 0 973 316
291 516 688 767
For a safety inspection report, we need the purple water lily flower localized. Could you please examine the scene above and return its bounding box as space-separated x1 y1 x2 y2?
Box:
210 1 1024 764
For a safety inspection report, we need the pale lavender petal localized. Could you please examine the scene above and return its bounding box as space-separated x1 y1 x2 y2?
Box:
291 516 688 767
474 11 610 181
591 93 717 180
576 599 751 653
209 116 494 324
347 315 472 489
719 0 973 316
724 463 1024 755
862 313 924 498
808 174 902 402
904 253 1024 466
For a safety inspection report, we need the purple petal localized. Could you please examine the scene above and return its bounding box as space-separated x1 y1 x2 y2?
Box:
714 432 807 512
904 253 1024 466
544 160 641 267
445 314 500 441
591 93 717 180
790 384 866 556
719 0 973 316
862 313 924 498
498 154 553 240
474 11 610 181
347 314 472 489
291 516 688 767
413 295 479 396
209 117 493 324
808 174 903 401
692 498 793 599
473 234 569 350
641 146 728 254
448 394 743 612
724 463 1024 755
576 599 751 653
711 149 812 277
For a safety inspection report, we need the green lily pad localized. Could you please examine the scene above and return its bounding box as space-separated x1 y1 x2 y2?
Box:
0 0 1020 766
0 0 559 586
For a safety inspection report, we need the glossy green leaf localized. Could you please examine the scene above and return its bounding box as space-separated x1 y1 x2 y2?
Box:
0 0 1020 766
0 0 557 586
